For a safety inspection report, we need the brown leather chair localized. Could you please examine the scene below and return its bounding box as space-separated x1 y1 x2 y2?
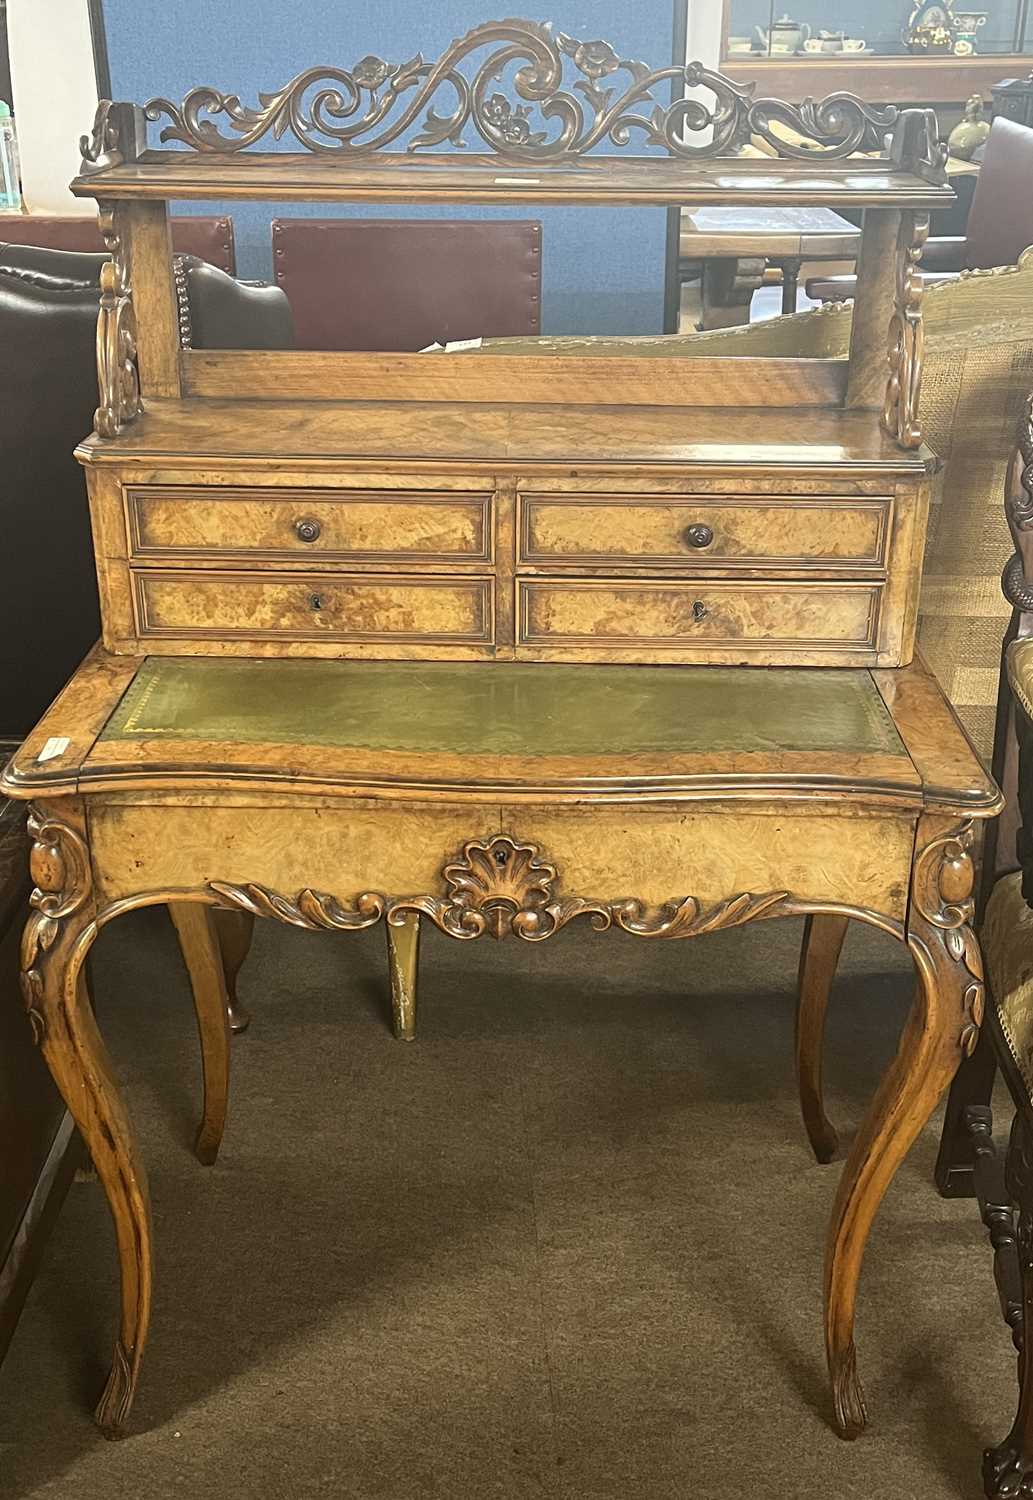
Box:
808 116 1033 301
0 214 237 274
271 217 542 350
0 242 293 738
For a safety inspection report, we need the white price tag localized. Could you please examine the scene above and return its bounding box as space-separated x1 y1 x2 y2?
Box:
37 736 70 763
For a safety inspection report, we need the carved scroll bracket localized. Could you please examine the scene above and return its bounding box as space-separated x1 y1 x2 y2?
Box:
911 819 984 1055
20 807 93 1044
94 203 142 439
210 833 797 947
881 211 929 451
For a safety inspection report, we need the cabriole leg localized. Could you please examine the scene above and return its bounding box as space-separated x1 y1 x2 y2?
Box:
21 803 152 1437
824 820 984 1437
386 911 420 1041
170 901 233 1165
796 913 849 1163
215 908 254 1033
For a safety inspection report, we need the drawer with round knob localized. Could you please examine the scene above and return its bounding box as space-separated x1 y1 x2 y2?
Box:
125 486 493 567
517 494 891 572
131 569 495 648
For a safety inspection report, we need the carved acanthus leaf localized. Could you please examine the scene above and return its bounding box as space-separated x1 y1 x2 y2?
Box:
881 212 929 451
94 204 141 439
139 20 900 163
209 834 798 948
20 807 93 1044
913 821 984 1055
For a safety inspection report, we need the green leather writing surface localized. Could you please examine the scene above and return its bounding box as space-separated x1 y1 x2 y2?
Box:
100 658 907 759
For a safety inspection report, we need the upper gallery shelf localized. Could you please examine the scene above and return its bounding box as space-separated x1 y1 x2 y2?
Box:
71 17 952 208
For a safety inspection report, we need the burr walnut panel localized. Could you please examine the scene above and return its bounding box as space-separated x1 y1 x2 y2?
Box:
517 494 891 571
516 578 881 654
132 570 494 646
126 486 493 566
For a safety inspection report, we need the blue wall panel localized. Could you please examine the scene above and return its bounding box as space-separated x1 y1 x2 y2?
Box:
101 2 672 335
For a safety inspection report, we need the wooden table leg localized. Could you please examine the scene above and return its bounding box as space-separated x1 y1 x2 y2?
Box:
386 911 420 1041
780 255 802 315
215 908 254 1033
824 818 984 1438
699 255 766 330
796 913 849 1163
21 803 152 1437
170 902 233 1165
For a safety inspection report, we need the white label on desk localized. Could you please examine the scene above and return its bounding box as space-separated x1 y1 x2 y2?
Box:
37 735 70 763
494 176 540 184
444 338 483 351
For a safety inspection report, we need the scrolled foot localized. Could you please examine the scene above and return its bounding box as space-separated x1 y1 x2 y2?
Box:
810 1116 839 1166
193 1122 220 1167
983 1440 1033 1498
831 1341 868 1440
94 1338 136 1439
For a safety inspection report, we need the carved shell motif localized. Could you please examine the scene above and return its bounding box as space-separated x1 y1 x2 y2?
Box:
211 834 796 947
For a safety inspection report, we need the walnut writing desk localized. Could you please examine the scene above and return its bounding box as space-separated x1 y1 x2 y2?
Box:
1 18 998 1455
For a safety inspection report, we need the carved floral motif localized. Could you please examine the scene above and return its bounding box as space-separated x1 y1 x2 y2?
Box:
94 204 141 439
20 808 93 1044
141 19 900 162
912 820 984 1055
209 833 796 947
881 212 929 451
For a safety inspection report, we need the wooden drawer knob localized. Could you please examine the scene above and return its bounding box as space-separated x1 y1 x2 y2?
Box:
294 517 322 543
685 524 714 549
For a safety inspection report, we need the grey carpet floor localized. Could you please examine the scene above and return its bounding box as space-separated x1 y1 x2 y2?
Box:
0 909 1018 1498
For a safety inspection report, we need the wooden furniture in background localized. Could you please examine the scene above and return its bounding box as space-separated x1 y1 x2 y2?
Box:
808 117 1033 300
3 22 997 1460
678 205 860 327
271 217 542 351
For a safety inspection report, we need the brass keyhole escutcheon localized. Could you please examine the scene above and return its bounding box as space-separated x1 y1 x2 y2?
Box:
308 592 326 612
685 524 714 550
294 517 322 543
692 600 708 622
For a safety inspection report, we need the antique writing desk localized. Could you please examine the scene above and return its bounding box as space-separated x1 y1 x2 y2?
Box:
0 20 1001 1450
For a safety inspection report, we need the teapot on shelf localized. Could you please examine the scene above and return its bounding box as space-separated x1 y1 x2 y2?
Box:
754 14 811 51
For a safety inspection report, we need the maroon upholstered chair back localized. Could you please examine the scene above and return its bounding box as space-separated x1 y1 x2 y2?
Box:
0 215 236 274
271 218 541 351
964 118 1033 270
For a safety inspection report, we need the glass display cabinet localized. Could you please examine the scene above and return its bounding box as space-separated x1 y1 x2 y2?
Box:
721 0 1033 101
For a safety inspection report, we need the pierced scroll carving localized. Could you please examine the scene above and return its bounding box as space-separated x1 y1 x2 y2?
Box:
141 18 900 162
912 820 984 1055
881 212 929 451
20 808 93 1045
1003 393 1033 614
94 204 142 439
209 833 798 947
79 99 145 174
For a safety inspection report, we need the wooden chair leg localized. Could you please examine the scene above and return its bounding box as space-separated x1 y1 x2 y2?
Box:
213 908 255 1033
983 1107 1033 1498
386 911 420 1041
796 914 848 1163
934 1021 998 1197
169 902 232 1166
